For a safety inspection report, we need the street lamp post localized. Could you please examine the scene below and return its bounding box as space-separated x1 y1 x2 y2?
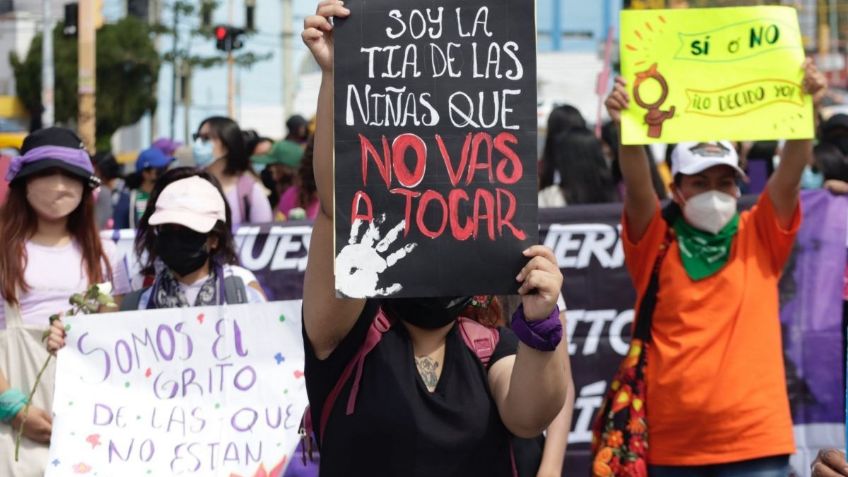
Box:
41 0 54 128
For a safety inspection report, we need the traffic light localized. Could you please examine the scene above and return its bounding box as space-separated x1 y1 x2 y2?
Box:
64 2 78 36
213 25 246 52
64 0 103 35
215 25 228 50
245 0 255 31
127 0 149 20
231 27 245 50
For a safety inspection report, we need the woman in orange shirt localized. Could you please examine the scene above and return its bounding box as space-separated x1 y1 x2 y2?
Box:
603 61 826 477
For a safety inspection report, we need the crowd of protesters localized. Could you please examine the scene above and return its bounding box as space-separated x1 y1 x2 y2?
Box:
1 101 848 477
1 5 848 475
1 98 847 477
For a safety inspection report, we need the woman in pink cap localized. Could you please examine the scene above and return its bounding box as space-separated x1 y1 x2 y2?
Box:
48 168 266 323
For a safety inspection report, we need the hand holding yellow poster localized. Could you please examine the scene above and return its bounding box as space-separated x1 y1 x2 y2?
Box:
620 6 813 144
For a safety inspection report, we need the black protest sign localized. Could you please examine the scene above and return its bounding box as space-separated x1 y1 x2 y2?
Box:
333 0 538 298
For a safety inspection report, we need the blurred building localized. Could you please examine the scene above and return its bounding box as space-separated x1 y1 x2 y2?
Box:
0 0 65 97
538 0 620 53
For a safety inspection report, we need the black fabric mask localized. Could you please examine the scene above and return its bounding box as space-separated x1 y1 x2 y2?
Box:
155 227 210 277
382 297 473 329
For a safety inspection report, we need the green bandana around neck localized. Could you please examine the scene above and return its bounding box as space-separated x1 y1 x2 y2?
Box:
672 214 740 281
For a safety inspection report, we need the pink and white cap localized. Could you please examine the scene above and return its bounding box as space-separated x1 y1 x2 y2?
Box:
148 176 226 233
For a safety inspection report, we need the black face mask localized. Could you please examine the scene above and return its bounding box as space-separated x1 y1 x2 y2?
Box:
382 297 473 329
155 227 210 277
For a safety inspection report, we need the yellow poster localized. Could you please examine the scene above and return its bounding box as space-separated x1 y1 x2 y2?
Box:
619 6 814 145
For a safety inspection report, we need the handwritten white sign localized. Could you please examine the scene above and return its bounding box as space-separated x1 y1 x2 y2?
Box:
46 301 307 477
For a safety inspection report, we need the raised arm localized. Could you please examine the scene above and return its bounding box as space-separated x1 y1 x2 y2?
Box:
606 77 657 242
488 246 569 437
768 59 827 228
536 313 575 477
301 0 365 360
536 311 575 477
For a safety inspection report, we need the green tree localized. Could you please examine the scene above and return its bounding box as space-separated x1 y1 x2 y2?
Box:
10 17 160 151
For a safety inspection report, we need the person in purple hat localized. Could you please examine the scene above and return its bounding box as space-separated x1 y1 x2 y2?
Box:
113 146 175 229
0 127 129 475
151 137 182 157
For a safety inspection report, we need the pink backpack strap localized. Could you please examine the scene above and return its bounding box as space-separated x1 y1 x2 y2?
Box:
236 174 255 221
457 317 499 368
316 309 393 445
458 317 517 477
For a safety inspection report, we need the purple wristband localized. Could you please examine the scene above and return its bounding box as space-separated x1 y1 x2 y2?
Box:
510 304 562 352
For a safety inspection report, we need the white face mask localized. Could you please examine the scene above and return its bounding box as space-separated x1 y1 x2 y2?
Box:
26 173 84 221
679 190 738 234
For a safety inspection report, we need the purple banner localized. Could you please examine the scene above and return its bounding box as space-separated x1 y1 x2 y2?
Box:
780 189 847 426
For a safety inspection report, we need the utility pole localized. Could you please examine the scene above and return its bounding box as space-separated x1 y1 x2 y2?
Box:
818 0 830 54
150 0 161 141
227 0 235 118
551 0 561 51
828 0 838 53
282 0 294 122
169 5 180 139
78 0 96 152
182 62 192 144
227 52 235 118
214 24 245 119
41 0 54 128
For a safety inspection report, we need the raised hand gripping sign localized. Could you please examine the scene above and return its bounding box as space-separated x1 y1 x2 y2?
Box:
619 6 814 144
333 0 538 298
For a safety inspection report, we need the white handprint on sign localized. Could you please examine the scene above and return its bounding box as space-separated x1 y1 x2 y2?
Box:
336 215 418 298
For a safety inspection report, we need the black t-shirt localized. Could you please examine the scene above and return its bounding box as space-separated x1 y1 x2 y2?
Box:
304 300 520 477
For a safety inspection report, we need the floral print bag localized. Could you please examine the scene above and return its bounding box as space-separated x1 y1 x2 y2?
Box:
590 231 673 477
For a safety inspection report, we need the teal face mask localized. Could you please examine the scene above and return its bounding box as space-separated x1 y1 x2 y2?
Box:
800 165 824 190
192 138 215 168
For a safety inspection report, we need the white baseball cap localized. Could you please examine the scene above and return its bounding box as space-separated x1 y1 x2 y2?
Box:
671 141 747 179
148 176 227 233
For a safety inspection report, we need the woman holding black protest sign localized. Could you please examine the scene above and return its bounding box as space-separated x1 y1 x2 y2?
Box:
597 61 826 476
298 2 569 476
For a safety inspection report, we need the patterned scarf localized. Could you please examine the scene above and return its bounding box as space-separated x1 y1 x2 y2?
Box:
672 214 740 281
147 266 220 309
